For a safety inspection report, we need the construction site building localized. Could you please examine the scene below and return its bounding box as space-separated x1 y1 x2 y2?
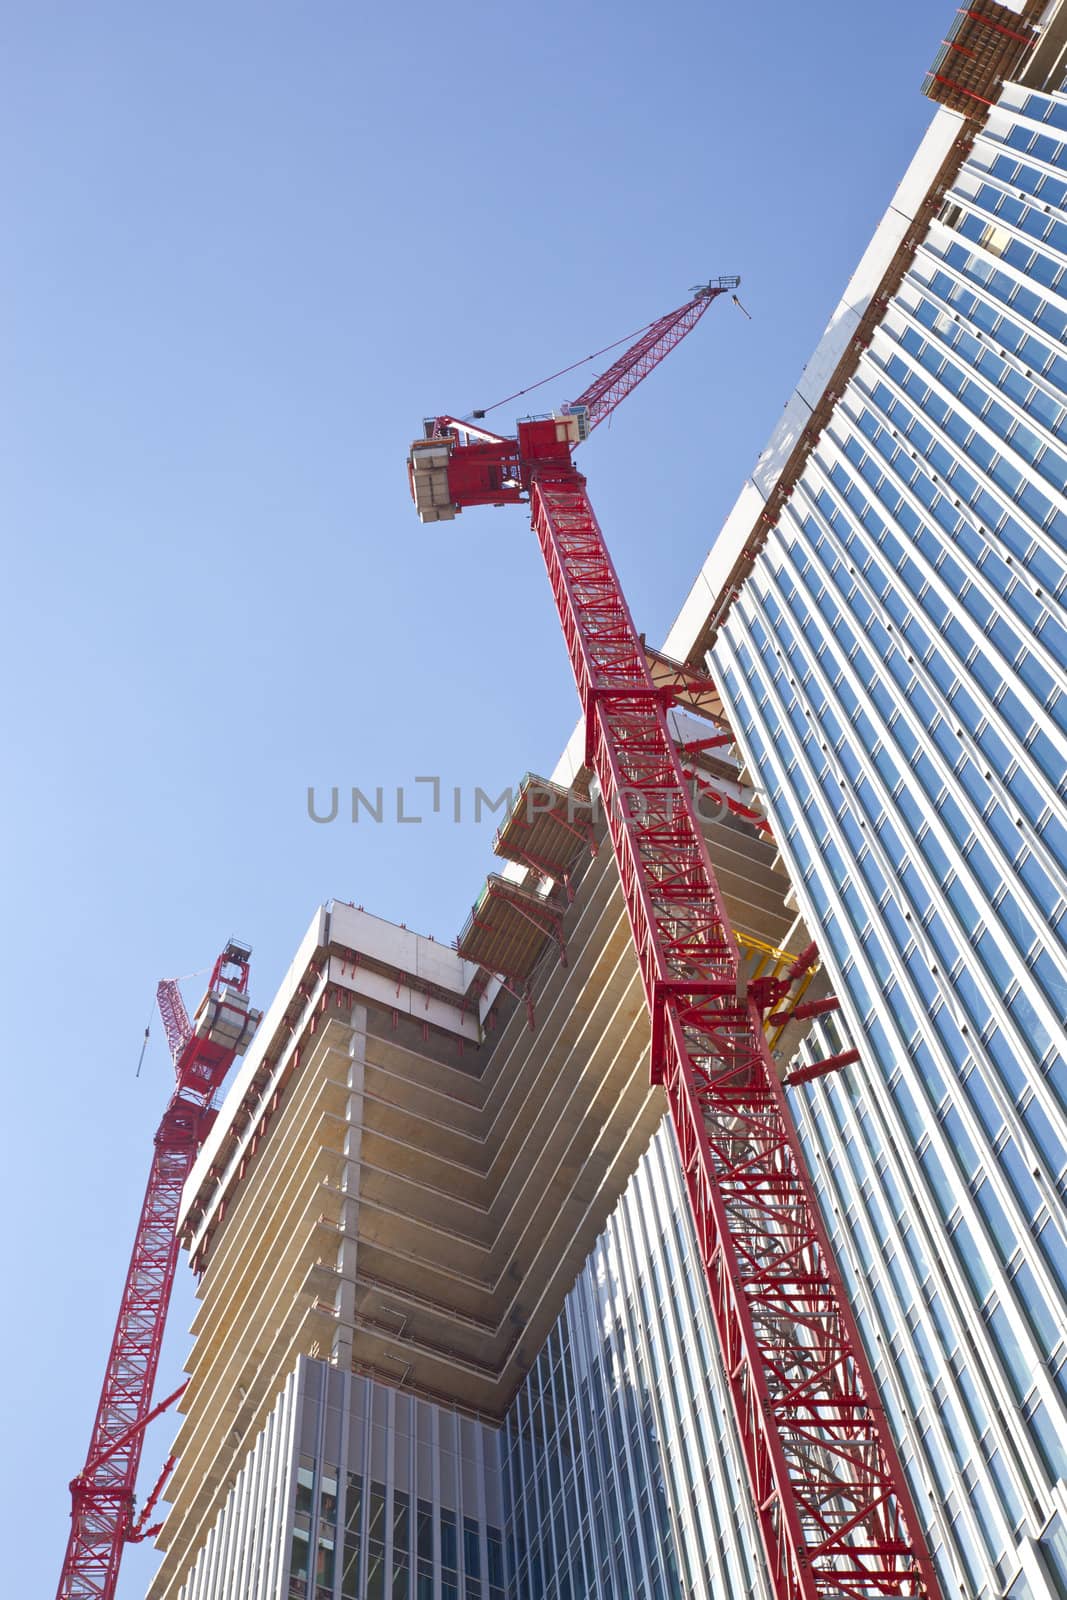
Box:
148 5 1067 1599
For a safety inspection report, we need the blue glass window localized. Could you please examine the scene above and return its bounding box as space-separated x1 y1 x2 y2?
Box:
952 1214 993 1301
963 1068 1002 1139
986 1302 1033 1400
1029 1400 1067 1480
984 1027 1027 1099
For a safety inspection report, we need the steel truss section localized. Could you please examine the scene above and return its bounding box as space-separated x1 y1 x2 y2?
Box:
156 979 193 1063
58 942 257 1600
529 466 934 1600
58 1105 206 1600
570 278 740 431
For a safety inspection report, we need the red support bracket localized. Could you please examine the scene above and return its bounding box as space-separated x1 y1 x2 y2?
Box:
678 733 734 754
962 6 1032 44
80 1382 189 1481
785 943 820 983
784 1049 861 1087
768 996 842 1027
127 1452 179 1544
930 72 995 107
680 765 774 837
747 976 793 1014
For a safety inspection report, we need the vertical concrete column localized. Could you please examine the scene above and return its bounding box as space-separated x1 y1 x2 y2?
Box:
332 1006 367 1368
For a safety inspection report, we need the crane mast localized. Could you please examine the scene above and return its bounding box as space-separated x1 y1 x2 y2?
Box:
409 287 938 1600
56 942 261 1600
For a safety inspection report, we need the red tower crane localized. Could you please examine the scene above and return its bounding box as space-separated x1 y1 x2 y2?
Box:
409 283 938 1600
56 941 262 1600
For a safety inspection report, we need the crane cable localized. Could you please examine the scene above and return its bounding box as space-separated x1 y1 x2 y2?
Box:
472 291 753 422
470 314 662 420
135 1003 153 1079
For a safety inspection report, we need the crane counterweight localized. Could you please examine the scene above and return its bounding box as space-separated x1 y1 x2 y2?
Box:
409 412 581 523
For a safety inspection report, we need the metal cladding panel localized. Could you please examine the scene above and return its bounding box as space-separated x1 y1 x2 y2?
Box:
333 908 421 974
751 393 817 501
173 1358 505 1600
797 107 964 399
546 719 587 791
173 1366 300 1600
325 954 480 1040
329 902 479 997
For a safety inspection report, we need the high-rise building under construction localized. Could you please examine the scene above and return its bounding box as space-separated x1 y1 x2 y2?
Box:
148 7 1067 1600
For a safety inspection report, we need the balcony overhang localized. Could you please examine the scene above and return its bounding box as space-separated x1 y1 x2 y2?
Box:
455 874 566 985
922 0 1039 117
492 773 596 884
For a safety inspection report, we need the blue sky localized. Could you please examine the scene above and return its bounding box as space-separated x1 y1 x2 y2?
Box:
3 3 941 1592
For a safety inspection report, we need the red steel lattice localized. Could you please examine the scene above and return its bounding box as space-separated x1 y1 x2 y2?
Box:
58 1110 205 1600
527 465 934 1600
568 276 740 431
56 944 257 1600
410 281 938 1595
156 978 193 1065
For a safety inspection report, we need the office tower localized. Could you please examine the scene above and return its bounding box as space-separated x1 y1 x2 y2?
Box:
663 6 1067 1596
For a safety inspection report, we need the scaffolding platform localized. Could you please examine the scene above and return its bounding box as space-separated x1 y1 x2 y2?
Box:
922 0 1037 117
492 773 596 885
455 874 566 985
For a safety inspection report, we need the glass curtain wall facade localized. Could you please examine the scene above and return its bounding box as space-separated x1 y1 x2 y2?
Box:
177 1357 506 1600
503 1123 771 1600
283 1363 506 1600
176 1129 771 1600
710 79 1067 1600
